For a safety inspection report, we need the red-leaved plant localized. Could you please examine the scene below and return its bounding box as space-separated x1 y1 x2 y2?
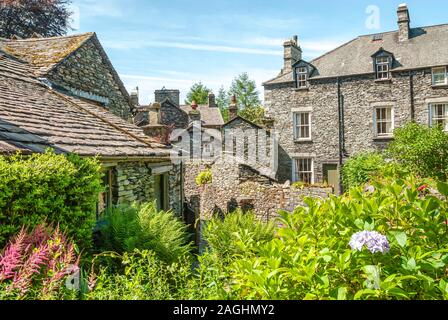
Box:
0 224 80 300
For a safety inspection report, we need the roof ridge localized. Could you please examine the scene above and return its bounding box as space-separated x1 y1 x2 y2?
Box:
3 32 94 43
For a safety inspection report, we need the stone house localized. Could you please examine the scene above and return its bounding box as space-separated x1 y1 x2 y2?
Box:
263 4 448 193
0 33 183 216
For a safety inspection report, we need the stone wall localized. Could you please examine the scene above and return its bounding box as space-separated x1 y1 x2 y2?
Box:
114 161 183 216
48 38 132 120
191 161 332 222
264 68 448 184
160 101 189 129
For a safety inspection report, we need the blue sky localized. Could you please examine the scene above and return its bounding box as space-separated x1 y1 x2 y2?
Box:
70 0 448 104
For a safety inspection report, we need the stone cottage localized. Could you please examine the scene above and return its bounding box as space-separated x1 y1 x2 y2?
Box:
264 4 448 193
0 33 183 216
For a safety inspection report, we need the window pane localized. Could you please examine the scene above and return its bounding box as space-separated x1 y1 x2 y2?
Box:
433 68 447 85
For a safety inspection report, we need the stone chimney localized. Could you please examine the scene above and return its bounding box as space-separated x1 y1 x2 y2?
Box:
155 88 180 106
397 4 411 42
130 87 139 106
283 35 302 74
189 101 201 122
229 95 238 120
149 102 161 124
208 91 217 108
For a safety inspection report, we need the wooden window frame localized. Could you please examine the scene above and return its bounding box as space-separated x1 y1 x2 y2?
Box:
292 158 314 184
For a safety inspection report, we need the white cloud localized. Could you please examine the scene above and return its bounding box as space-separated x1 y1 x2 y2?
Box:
104 39 283 56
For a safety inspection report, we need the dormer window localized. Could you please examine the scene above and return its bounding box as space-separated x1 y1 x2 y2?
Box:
376 56 390 80
432 67 448 86
296 67 308 88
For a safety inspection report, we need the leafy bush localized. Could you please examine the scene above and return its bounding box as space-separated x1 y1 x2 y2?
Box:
0 224 80 300
388 122 448 181
341 152 386 189
97 202 192 264
0 150 102 249
195 170 212 186
86 250 195 300
202 210 276 262
222 176 448 300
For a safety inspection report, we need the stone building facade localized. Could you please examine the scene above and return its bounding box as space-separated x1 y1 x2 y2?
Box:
264 4 448 193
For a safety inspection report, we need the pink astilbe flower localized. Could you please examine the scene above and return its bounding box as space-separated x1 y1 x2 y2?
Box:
0 228 28 281
12 244 50 294
0 224 81 299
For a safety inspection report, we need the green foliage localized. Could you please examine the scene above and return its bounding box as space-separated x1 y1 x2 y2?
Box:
388 122 448 181
0 150 102 249
86 250 197 300
228 73 261 110
97 202 192 264
222 176 448 300
202 210 276 262
185 82 210 105
217 87 230 122
195 170 212 186
238 105 266 126
341 152 387 189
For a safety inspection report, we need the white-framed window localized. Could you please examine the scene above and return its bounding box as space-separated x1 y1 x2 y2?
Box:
376 56 390 80
293 112 311 140
430 103 448 131
296 67 308 88
293 158 314 184
432 67 448 86
374 106 394 137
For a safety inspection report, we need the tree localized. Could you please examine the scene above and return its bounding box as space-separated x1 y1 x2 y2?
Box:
238 105 266 126
0 0 72 39
228 72 261 110
387 122 448 181
216 86 229 122
185 82 210 105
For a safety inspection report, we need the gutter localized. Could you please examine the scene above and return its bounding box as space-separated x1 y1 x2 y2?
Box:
337 77 346 194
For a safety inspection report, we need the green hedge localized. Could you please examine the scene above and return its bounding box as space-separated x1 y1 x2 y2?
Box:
0 150 102 249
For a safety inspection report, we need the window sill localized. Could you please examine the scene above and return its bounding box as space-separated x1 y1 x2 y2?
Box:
373 135 394 141
294 87 310 91
432 84 448 89
294 138 313 143
375 78 392 83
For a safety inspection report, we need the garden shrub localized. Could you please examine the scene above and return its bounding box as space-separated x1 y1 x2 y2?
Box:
202 210 276 262
0 150 102 249
341 151 386 189
97 202 192 264
195 169 212 186
387 122 448 181
223 176 448 300
0 224 80 300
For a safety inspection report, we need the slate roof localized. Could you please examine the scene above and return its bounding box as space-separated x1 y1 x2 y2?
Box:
264 23 448 85
180 104 224 127
0 33 93 76
0 33 132 106
0 51 169 158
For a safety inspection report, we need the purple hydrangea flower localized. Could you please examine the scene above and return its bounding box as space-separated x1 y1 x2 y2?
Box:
349 231 390 254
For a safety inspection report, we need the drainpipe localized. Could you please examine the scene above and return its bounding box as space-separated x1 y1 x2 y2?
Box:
337 77 345 194
409 71 415 121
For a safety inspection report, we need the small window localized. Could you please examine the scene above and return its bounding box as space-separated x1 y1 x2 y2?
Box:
293 158 314 184
293 112 311 140
432 67 447 86
374 106 394 137
430 103 448 131
376 57 390 80
296 67 308 88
